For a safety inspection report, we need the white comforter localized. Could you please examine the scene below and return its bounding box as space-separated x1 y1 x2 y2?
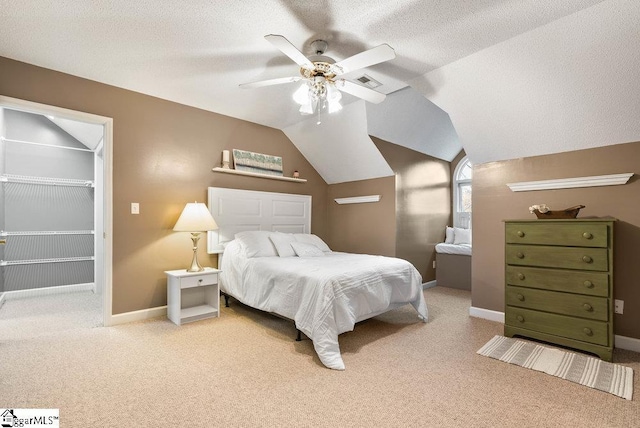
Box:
220 240 428 370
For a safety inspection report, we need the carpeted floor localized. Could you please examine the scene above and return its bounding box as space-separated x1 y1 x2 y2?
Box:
2 286 639 427
0 291 102 340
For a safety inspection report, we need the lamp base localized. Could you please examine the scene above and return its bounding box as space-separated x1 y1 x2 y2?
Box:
186 232 205 272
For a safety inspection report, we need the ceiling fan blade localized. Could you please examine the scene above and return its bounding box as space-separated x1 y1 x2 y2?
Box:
338 80 386 104
264 34 315 70
239 76 302 89
331 44 396 75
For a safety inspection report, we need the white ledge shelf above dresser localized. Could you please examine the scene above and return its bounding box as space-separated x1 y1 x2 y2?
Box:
506 173 633 192
212 167 307 183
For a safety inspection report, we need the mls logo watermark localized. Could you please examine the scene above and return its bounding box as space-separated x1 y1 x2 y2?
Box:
1 409 59 427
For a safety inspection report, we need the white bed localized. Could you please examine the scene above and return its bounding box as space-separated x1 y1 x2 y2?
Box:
207 187 428 370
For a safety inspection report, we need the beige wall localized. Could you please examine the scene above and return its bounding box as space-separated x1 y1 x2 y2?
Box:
373 137 452 282
0 57 329 315
327 176 396 256
473 141 640 339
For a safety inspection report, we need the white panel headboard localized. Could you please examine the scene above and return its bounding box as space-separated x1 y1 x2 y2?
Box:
207 187 312 254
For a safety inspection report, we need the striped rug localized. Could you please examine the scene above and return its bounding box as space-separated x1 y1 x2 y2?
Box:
477 335 633 400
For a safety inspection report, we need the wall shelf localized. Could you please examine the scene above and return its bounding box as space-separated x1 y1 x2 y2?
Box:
334 195 381 205
212 167 307 183
507 173 633 192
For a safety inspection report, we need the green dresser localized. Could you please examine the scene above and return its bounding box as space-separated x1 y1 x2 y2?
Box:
504 219 615 361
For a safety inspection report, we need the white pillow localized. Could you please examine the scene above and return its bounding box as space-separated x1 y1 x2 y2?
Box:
269 232 296 258
445 226 455 244
291 241 325 257
293 233 332 253
234 231 278 258
453 227 471 245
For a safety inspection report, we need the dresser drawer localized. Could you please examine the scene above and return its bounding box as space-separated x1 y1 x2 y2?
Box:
506 222 608 247
180 273 218 289
506 266 609 297
505 307 608 346
506 244 608 271
506 286 608 321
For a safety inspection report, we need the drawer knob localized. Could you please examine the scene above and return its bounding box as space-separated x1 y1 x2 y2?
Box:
516 315 524 323
583 328 593 336
582 255 593 263
583 280 594 288
583 303 593 312
198 279 203 283
517 273 525 280
517 294 525 301
517 231 525 238
516 252 524 259
582 232 593 239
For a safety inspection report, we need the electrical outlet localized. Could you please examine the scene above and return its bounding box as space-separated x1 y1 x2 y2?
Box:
131 202 140 214
433 261 436 269
614 299 624 314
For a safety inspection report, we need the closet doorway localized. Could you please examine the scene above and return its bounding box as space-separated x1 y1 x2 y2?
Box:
0 96 113 338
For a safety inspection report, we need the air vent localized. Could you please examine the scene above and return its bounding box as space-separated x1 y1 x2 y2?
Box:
355 74 382 89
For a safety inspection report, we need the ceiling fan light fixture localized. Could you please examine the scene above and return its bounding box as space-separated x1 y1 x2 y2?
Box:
299 100 315 115
293 83 311 105
328 99 342 114
242 35 395 118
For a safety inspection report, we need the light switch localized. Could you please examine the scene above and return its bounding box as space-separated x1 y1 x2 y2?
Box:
131 203 140 214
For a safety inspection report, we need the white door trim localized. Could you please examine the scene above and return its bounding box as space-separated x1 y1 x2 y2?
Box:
0 95 114 326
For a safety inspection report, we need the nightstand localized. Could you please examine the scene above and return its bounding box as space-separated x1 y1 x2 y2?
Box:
165 268 220 325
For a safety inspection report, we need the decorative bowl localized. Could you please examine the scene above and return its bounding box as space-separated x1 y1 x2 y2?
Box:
532 205 585 219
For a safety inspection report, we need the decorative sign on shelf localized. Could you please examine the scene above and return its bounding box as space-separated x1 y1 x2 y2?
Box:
232 149 283 177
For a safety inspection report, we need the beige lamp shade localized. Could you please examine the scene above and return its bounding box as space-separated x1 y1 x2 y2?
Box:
173 202 218 232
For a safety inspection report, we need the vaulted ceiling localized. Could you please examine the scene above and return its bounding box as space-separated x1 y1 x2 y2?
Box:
2 1 637 183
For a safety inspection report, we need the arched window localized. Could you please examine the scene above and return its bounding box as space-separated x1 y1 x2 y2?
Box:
453 156 472 229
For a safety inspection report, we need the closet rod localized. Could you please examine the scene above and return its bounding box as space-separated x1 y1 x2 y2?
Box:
0 136 93 152
0 174 94 187
1 256 95 266
1 230 95 237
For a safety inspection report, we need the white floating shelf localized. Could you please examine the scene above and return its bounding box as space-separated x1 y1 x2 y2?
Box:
212 167 307 183
507 173 633 192
334 195 381 205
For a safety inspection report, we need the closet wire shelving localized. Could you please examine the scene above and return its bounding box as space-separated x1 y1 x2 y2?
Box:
0 173 95 268
0 173 94 187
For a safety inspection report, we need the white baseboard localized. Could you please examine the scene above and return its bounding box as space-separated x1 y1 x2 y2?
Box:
470 306 640 353
109 306 167 326
2 283 95 301
469 306 505 323
615 335 640 353
423 280 437 289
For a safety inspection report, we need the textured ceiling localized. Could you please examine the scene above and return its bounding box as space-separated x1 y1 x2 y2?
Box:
0 0 617 182
412 0 640 164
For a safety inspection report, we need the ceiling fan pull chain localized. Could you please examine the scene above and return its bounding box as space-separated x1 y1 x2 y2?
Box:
316 102 322 125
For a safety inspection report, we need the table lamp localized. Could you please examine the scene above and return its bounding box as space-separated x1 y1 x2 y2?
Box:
173 202 218 272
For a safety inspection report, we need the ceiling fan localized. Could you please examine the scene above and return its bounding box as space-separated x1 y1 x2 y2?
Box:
240 34 396 119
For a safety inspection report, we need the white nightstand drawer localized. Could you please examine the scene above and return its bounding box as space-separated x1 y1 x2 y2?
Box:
180 273 218 289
